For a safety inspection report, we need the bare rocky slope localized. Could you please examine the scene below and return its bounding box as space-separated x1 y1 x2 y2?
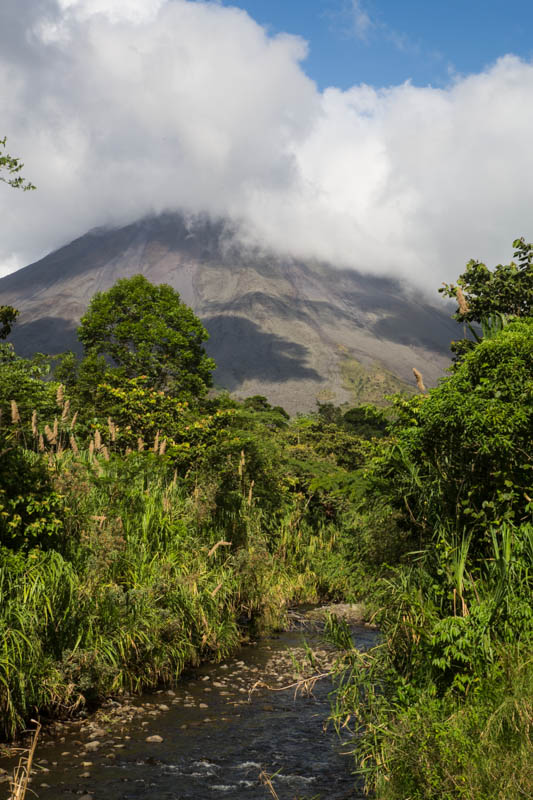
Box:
0 213 458 413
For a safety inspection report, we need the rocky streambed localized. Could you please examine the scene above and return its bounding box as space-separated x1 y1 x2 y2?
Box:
0 604 377 800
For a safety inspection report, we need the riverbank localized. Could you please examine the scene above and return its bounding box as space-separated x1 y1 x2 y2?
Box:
0 606 378 799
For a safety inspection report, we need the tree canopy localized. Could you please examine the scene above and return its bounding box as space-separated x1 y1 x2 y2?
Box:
0 136 34 341
77 274 215 399
440 237 533 359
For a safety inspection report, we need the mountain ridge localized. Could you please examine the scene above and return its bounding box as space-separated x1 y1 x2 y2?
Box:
0 213 459 413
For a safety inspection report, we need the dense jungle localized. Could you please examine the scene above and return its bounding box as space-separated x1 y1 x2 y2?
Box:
0 235 532 800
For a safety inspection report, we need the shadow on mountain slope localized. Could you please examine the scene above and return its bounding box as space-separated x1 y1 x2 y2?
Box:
10 315 323 393
9 317 81 358
205 315 323 389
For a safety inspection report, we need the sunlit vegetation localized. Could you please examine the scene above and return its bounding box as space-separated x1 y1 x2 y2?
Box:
0 240 532 799
326 239 533 799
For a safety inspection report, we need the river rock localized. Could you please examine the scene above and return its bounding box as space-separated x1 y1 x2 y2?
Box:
145 734 163 743
84 741 100 752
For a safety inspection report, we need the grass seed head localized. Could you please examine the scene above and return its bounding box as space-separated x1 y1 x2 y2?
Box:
412 367 427 393
10 400 20 424
61 398 70 422
108 417 117 442
44 424 56 445
456 285 469 315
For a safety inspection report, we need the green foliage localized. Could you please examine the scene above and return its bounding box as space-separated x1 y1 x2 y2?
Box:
0 445 350 738
332 642 532 800
0 345 58 424
0 325 363 737
0 437 65 551
0 306 18 340
440 237 533 322
342 403 388 438
0 136 35 192
325 260 533 798
440 237 533 359
2 232 532 800
242 394 289 420
382 319 533 540
77 275 215 399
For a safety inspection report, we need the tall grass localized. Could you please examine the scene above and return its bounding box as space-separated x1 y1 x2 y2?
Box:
327 519 533 799
0 445 347 739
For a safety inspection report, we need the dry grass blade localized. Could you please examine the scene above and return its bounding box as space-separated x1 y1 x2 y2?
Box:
8 721 41 800
208 540 232 557
259 770 280 800
249 670 333 702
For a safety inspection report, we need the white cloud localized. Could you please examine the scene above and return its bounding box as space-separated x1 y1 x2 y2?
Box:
1 0 533 296
350 0 373 40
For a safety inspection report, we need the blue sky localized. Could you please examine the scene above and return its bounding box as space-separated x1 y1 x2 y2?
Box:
219 0 533 89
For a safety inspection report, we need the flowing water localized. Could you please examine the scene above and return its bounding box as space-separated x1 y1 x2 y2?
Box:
0 611 377 800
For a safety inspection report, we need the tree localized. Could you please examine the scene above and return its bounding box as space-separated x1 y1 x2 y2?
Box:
0 136 35 340
439 238 533 359
77 275 215 399
0 136 35 191
0 306 18 339
383 318 533 543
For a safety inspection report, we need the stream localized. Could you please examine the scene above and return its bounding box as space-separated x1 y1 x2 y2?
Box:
0 607 377 800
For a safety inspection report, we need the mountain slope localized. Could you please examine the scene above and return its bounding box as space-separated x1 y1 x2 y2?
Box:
0 214 459 412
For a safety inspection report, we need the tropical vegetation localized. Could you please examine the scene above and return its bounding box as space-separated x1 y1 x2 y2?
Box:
0 234 531 800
